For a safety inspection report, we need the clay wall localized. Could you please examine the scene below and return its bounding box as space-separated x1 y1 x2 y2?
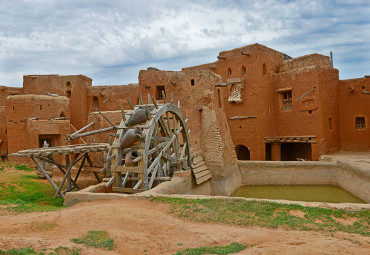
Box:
0 86 23 106
87 84 140 112
184 44 286 160
279 53 332 73
23 75 92 130
273 54 339 160
139 69 240 195
5 95 70 122
0 107 7 156
338 78 370 150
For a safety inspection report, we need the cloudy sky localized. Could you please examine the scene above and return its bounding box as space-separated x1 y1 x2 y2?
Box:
1 0 369 87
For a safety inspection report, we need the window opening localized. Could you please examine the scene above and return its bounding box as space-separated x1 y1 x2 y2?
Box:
329 118 333 130
217 88 222 107
66 90 71 98
92 96 99 109
228 68 232 77
228 83 243 103
156 86 166 100
281 91 292 110
242 66 246 75
191 79 195 86
40 105 42 110
66 81 71 87
236 145 250 160
263 63 267 75
355 117 366 129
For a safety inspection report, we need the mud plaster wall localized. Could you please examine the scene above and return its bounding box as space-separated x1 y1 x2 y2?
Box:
5 95 70 162
7 120 70 163
338 78 370 150
0 107 7 156
87 84 140 112
184 44 286 160
0 86 23 106
23 75 92 130
274 63 339 160
6 95 70 122
139 69 241 195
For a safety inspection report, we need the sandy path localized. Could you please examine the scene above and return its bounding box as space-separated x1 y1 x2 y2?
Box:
0 198 369 254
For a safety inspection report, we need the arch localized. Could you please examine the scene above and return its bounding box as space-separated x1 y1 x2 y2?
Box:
65 90 71 98
66 81 71 87
235 145 250 160
228 68 232 76
92 96 99 109
263 63 267 75
242 66 246 75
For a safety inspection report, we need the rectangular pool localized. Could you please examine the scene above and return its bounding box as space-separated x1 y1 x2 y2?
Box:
231 185 366 204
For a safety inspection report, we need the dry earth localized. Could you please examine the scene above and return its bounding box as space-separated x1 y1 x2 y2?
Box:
0 198 369 255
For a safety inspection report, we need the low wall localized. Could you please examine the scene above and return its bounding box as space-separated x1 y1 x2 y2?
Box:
237 160 370 203
64 159 369 206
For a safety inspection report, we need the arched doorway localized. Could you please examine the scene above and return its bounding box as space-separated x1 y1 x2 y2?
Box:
235 145 250 160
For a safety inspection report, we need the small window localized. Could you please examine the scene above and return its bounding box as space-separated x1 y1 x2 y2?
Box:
191 79 195 86
329 118 333 130
228 68 232 77
242 66 246 75
12 106 15 111
228 84 242 103
263 63 267 75
156 86 166 100
355 117 366 129
66 81 71 87
40 105 42 110
281 91 292 110
217 88 221 107
66 90 71 98
92 96 99 109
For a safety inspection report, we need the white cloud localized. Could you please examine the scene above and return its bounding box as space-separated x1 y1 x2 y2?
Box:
0 0 369 86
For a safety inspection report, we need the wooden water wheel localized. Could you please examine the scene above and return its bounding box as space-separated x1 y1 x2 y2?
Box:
104 93 191 193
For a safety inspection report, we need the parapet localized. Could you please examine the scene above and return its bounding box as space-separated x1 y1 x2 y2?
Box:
279 53 332 73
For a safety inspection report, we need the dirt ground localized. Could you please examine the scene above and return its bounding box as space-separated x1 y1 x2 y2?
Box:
0 198 369 255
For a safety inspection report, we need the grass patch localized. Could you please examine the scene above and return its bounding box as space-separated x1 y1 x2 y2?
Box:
0 246 80 255
71 231 114 250
0 162 64 213
173 242 248 255
152 197 370 236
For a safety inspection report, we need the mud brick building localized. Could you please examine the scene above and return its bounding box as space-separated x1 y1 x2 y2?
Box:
0 43 369 161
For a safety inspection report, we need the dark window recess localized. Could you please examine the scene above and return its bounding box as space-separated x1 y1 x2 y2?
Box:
236 145 250 160
355 117 366 129
242 66 246 75
156 86 166 100
281 91 292 110
66 90 71 98
66 81 71 87
40 105 42 110
263 63 267 75
92 96 99 109
228 68 232 76
217 88 222 107
191 79 195 86
329 117 333 130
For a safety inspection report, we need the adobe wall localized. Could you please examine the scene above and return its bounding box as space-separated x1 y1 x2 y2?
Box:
23 75 92 129
183 44 287 160
5 95 70 122
7 120 70 163
338 78 370 150
273 54 339 160
0 86 23 106
87 84 140 112
139 69 241 195
0 107 7 157
5 95 70 160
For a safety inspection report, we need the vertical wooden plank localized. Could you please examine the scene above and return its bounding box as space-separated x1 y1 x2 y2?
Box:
66 154 71 191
